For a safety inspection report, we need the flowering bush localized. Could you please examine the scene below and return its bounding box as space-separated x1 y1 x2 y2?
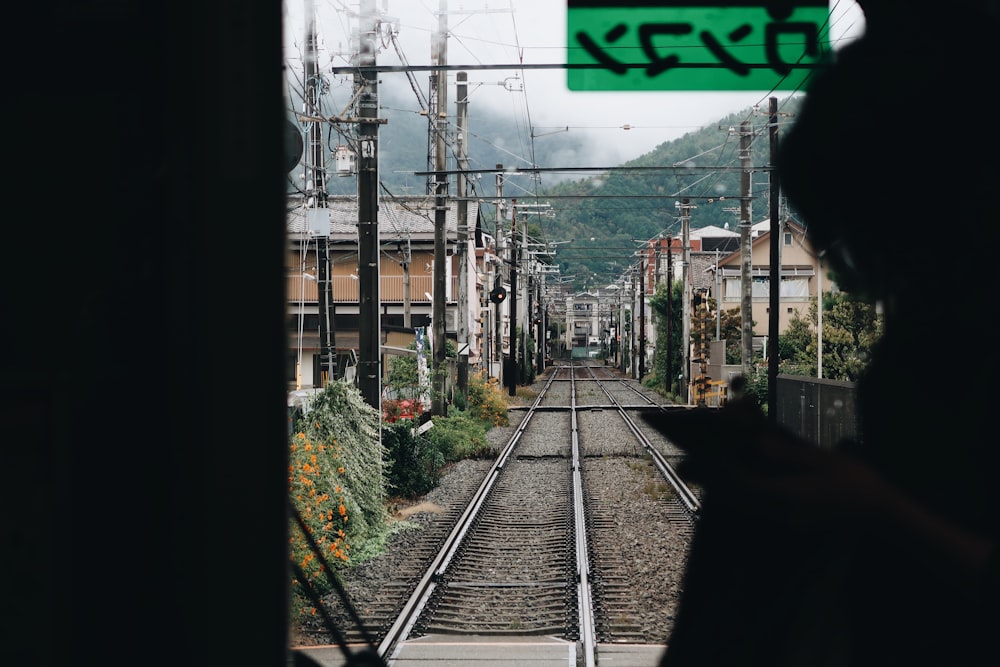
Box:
288 380 389 617
466 371 509 427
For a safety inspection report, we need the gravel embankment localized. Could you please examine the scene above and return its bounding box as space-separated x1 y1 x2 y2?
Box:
291 370 693 647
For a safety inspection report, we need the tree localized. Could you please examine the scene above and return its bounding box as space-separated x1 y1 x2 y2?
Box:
649 281 682 395
778 291 883 382
719 307 745 365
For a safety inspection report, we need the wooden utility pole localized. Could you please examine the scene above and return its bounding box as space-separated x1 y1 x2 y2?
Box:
357 0 381 408
740 120 754 377
456 71 470 402
431 0 448 416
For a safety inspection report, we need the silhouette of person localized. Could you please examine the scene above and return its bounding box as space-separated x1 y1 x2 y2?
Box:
653 2 1000 665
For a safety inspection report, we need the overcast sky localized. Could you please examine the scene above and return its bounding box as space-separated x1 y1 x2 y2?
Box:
284 1 866 167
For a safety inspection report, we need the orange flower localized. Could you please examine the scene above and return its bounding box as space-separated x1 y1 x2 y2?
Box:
338 504 347 516
337 466 345 474
297 432 305 439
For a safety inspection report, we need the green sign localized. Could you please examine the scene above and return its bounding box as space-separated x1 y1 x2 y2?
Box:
567 1 832 91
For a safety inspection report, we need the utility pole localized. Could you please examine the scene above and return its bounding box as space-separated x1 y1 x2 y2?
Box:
666 243 673 394
767 97 780 421
494 166 504 385
536 274 545 374
740 120 754 378
639 255 646 380
456 71 470 402
431 0 449 416
715 248 721 341
305 10 335 387
402 238 412 328
357 0 380 409
680 199 692 403
508 199 518 396
630 269 637 378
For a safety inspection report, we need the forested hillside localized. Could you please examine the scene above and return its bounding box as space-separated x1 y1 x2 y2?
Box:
296 82 804 289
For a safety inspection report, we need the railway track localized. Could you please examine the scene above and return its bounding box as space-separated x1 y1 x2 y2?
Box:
304 361 702 666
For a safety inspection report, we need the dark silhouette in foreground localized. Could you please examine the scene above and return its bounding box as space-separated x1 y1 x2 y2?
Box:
648 2 1000 665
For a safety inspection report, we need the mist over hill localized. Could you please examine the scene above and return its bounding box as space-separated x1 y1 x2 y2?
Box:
290 77 803 288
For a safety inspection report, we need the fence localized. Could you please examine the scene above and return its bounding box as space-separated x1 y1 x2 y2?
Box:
774 374 860 449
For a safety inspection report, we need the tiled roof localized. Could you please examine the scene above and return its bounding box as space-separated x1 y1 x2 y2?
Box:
287 195 478 238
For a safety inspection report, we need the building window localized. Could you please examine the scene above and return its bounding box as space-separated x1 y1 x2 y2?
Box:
784 232 793 246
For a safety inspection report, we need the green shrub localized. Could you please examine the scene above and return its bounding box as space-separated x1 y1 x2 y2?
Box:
288 380 389 617
427 411 494 461
467 371 509 427
382 420 442 499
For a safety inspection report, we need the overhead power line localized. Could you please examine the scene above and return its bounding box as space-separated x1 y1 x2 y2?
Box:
414 165 771 176
331 62 827 74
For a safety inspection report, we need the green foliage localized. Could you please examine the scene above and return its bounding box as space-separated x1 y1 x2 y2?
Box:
385 338 457 403
776 291 883 382
535 100 804 290
518 327 536 385
719 307 746 365
428 410 495 461
382 420 442 499
743 363 769 411
288 380 389 616
649 282 682 394
467 371 509 427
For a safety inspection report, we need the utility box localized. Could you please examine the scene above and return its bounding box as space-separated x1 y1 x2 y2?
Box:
334 145 355 176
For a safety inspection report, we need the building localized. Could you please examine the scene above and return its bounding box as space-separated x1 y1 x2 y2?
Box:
286 195 496 390
716 218 832 337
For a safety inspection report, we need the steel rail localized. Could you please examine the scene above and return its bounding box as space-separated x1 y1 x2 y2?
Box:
569 363 598 667
378 368 562 661
592 371 702 515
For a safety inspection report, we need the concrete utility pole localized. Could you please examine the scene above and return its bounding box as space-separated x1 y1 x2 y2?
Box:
456 71 470 402
357 0 381 409
639 255 646 380
680 199 692 403
767 97 780 421
402 238 412 328
739 120 754 378
305 10 335 387
508 199 518 396
536 274 545 374
494 167 504 385
666 244 673 394
431 0 449 417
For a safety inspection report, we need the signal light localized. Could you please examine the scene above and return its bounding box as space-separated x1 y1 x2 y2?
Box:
489 286 507 304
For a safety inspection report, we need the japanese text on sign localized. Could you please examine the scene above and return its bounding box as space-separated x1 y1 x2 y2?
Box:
567 1 832 91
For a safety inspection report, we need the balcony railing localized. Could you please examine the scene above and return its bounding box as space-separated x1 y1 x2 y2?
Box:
287 275 459 303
